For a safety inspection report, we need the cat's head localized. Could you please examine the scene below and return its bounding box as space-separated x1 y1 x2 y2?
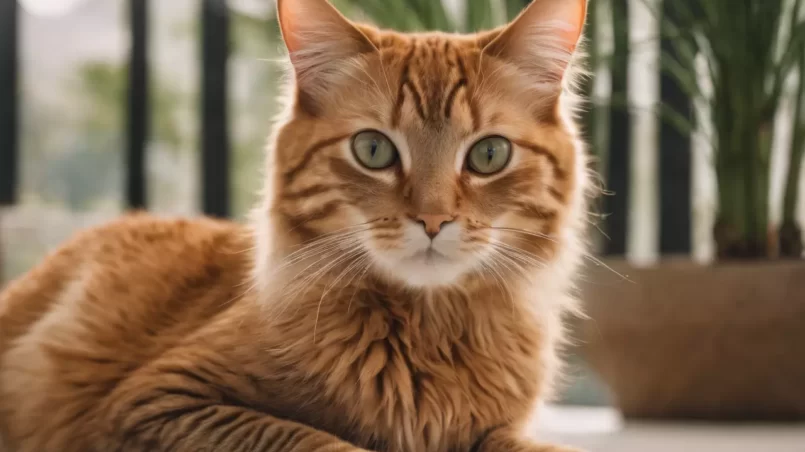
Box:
258 0 590 289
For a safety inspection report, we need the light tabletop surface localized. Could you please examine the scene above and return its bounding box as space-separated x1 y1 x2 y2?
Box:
535 405 805 452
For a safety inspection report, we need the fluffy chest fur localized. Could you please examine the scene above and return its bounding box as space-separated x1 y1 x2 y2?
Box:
252 279 555 452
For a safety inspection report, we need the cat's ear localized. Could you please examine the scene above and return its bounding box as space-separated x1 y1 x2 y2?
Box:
277 0 376 103
482 0 587 86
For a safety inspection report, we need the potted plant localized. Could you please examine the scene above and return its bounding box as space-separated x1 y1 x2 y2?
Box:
577 0 805 421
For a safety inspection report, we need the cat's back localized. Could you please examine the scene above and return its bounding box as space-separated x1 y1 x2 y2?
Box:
0 213 252 449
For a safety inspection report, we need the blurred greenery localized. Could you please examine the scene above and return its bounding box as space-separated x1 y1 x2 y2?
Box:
340 0 530 32
645 0 805 258
38 62 186 211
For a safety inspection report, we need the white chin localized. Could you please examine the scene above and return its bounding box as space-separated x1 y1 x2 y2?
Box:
376 252 469 288
369 222 475 288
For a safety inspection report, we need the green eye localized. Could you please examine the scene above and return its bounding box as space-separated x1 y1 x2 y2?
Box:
351 130 398 170
467 136 512 175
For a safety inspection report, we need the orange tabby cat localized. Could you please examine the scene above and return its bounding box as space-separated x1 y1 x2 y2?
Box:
0 0 592 451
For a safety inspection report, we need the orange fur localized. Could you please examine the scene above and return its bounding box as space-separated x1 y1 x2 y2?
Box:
0 1 592 451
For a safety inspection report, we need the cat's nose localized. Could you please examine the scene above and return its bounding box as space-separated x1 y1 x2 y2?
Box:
415 213 455 239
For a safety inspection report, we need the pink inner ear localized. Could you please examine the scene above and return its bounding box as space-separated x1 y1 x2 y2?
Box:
569 0 587 51
278 0 303 54
551 0 587 52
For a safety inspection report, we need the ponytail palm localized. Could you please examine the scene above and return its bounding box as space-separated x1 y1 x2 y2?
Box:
657 0 805 258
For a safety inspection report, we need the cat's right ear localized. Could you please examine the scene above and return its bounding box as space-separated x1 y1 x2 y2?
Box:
277 0 376 109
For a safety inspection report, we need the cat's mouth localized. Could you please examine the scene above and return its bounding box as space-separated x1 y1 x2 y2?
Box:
407 247 451 265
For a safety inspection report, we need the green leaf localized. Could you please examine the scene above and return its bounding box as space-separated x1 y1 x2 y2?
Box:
466 0 494 32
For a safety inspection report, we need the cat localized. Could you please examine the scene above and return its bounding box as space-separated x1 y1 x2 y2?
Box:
0 0 592 451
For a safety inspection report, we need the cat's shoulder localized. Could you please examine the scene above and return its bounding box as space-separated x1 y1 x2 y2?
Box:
0 213 256 451
0 213 253 345
4 212 250 290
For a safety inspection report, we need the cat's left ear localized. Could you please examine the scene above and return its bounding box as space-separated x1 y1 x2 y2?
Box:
482 0 587 85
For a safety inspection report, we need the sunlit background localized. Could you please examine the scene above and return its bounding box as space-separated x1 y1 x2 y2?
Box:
1 0 804 451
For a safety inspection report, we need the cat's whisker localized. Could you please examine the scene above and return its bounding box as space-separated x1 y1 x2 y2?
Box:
484 227 560 244
487 258 518 316
478 250 518 313
491 246 545 272
289 247 366 324
489 239 548 269
289 220 379 248
580 253 633 283
331 254 370 302
272 229 371 274
282 245 366 307
265 240 363 319
313 251 369 341
346 260 372 314
470 250 505 295
279 246 360 301
275 235 362 272
282 223 375 256
377 64 394 104
488 247 532 281
489 227 632 282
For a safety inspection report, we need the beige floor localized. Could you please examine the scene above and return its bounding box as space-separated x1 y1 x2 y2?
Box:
536 406 805 452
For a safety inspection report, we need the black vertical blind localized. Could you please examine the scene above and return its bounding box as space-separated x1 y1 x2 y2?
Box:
201 0 231 218
1 0 19 206
659 0 692 254
603 0 631 255
127 0 149 209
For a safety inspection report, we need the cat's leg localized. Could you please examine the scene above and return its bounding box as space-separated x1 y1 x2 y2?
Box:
99 361 370 452
472 427 584 452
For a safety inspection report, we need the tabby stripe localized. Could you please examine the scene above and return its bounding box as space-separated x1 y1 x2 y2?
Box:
443 78 467 118
262 424 298 450
283 184 342 200
392 41 418 127
516 203 557 220
371 222 401 231
207 408 246 433
161 366 248 406
286 201 344 238
163 367 217 389
257 424 290 450
156 387 211 401
284 134 351 184
512 139 567 180
181 405 221 437
468 93 481 131
457 55 481 130
373 233 403 240
242 420 268 449
548 187 565 203
404 80 428 121
210 411 256 446
129 393 171 409
129 404 210 435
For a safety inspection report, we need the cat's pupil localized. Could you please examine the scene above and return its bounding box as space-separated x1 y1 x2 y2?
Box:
370 140 378 158
486 145 495 163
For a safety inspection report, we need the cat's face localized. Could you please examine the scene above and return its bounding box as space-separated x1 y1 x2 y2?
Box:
266 0 588 288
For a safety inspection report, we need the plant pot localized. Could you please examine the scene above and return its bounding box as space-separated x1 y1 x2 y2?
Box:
576 258 805 421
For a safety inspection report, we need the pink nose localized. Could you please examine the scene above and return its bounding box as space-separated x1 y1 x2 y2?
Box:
415 213 455 239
